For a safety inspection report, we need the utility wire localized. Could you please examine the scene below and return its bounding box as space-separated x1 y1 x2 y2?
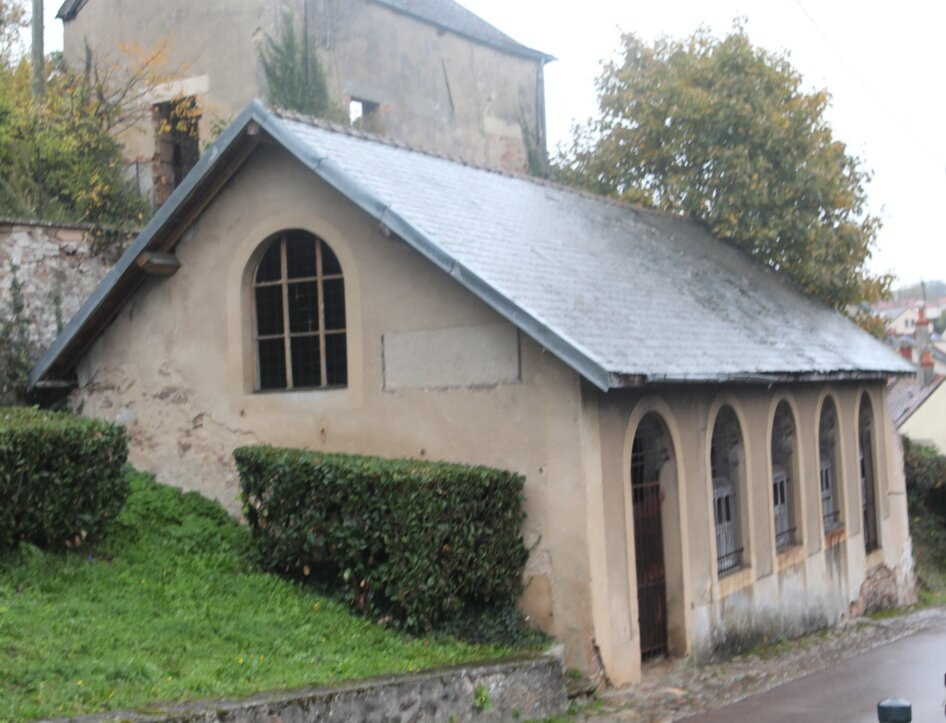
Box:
789 0 944 164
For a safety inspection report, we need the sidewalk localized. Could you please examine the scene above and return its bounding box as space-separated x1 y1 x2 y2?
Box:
577 607 946 722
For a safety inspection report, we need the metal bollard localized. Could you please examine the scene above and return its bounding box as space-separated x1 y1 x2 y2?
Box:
877 698 911 722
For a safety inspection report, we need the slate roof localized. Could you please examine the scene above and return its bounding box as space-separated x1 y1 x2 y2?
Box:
55 0 87 20
887 374 945 427
372 0 551 60
57 0 552 60
29 100 914 392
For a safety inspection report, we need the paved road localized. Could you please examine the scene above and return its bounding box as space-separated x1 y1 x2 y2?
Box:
684 623 946 722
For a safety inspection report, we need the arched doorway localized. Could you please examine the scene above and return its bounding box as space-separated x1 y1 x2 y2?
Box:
631 413 675 661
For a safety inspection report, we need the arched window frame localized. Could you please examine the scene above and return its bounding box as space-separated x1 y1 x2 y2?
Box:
711 405 745 577
859 393 880 552
818 397 842 532
771 401 798 550
252 230 347 392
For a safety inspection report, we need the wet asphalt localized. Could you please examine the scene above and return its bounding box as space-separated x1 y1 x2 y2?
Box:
683 622 946 722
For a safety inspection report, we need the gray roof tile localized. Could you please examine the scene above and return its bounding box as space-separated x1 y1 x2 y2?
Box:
29 101 914 391
277 113 914 383
372 0 551 60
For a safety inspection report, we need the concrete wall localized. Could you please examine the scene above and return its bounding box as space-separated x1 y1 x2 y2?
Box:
61 0 545 175
902 384 946 453
71 145 597 673
0 219 112 354
586 381 915 685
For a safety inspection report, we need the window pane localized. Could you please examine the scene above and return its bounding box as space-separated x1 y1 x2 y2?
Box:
323 278 346 330
258 339 287 390
256 241 282 283
321 241 342 276
326 333 347 386
291 336 321 387
286 233 317 279
288 282 319 333
255 285 284 336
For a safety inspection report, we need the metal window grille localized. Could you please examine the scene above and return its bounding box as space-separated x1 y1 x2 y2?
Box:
631 414 671 661
771 402 796 549
860 397 879 552
712 407 744 576
253 231 347 391
819 401 840 531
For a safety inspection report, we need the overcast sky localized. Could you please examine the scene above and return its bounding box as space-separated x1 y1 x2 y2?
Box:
38 0 945 289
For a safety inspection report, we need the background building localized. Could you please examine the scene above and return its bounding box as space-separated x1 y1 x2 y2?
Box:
57 0 551 202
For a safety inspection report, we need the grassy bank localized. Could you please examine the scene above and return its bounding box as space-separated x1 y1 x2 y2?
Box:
0 473 514 721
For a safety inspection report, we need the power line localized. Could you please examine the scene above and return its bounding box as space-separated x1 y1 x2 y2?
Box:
789 0 944 164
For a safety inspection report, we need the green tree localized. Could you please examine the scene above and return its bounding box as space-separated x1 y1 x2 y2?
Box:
259 11 344 121
561 27 889 311
0 0 26 68
0 55 149 229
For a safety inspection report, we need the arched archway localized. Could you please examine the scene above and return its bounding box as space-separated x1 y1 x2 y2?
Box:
630 412 677 661
859 393 880 551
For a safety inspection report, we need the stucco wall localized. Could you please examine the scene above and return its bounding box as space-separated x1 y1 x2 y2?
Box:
902 384 946 453
71 145 596 673
62 0 544 175
0 220 112 354
586 381 914 684
63 146 914 686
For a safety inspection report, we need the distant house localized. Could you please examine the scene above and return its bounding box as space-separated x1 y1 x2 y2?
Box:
57 0 552 203
30 102 916 684
889 311 946 453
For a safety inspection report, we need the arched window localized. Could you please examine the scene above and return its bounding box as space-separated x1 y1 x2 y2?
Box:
711 406 744 576
253 230 347 391
819 398 841 531
771 401 797 550
859 394 880 552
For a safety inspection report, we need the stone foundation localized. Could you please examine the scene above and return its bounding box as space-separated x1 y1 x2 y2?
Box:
56 656 567 723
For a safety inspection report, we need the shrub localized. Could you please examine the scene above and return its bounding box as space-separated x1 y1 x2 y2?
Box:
0 407 129 550
903 436 946 519
235 446 529 632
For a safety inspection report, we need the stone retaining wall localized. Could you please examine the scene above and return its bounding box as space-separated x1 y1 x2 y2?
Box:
56 656 567 723
0 219 116 355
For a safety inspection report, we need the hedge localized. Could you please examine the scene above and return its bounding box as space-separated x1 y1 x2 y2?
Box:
903 435 946 519
235 446 529 632
0 407 129 550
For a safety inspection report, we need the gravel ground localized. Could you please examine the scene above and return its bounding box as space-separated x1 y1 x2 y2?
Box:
574 606 946 722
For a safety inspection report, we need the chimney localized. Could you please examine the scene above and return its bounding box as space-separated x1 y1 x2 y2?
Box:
921 349 935 387
899 342 914 362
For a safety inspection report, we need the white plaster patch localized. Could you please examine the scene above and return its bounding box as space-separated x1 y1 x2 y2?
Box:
383 323 520 390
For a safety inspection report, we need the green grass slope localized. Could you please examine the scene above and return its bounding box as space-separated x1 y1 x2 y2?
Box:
0 473 512 721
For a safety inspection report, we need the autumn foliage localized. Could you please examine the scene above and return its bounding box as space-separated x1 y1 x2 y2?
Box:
561 27 889 311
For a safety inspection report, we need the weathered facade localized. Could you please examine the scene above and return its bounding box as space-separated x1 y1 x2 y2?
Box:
58 0 550 199
30 104 917 685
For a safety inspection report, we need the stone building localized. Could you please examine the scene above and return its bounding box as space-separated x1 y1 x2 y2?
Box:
56 0 551 202
30 102 917 684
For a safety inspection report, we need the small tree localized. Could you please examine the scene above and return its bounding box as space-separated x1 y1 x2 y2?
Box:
259 11 344 121
561 26 890 312
0 263 37 405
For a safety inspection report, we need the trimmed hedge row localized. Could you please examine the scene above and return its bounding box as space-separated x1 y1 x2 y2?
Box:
235 446 529 632
0 407 129 550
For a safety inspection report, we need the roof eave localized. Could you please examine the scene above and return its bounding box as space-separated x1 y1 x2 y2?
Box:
370 0 554 63
28 101 269 390
609 368 915 388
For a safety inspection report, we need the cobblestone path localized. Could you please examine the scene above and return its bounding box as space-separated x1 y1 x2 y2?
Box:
576 606 946 722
